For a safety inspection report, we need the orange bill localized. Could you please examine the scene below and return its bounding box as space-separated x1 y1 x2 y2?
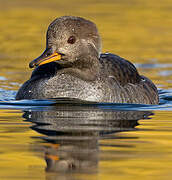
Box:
29 51 62 68
45 154 59 161
39 52 61 66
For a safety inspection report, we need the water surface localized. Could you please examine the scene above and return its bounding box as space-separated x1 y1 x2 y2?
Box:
0 0 172 180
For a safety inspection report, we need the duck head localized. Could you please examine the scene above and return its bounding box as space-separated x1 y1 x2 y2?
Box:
29 16 102 68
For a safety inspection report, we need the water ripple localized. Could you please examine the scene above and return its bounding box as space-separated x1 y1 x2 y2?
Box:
0 88 171 111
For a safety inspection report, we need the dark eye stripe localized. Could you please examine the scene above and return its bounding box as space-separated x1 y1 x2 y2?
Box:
67 36 76 44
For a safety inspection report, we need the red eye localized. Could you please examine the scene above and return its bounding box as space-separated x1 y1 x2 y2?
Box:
67 36 76 44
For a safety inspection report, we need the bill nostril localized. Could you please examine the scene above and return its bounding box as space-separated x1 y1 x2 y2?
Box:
46 53 51 57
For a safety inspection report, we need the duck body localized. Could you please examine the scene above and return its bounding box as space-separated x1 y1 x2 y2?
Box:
16 53 159 104
15 16 159 104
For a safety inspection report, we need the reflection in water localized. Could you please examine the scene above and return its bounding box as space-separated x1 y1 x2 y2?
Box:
23 104 153 176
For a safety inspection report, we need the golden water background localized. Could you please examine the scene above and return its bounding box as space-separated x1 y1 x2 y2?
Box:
0 0 172 90
0 0 172 180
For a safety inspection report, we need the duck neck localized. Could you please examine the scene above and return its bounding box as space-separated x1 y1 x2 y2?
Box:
62 56 101 81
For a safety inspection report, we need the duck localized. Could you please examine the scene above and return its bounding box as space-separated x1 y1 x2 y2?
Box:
16 16 159 104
